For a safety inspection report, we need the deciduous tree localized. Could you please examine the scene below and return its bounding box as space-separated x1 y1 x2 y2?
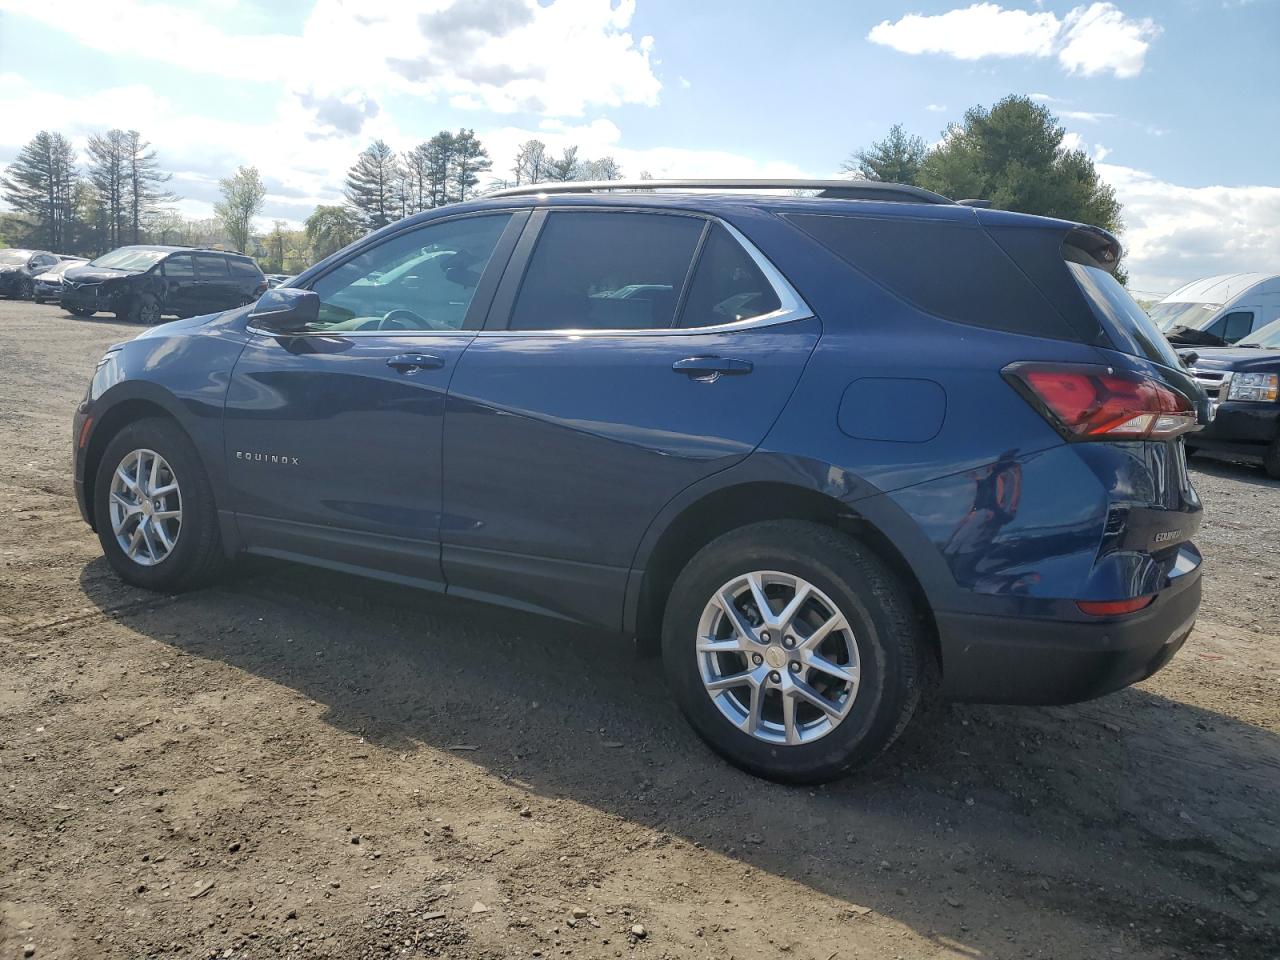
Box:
214 165 266 254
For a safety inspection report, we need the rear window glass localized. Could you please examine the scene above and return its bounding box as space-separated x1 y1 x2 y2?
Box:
677 224 780 328
195 254 230 279
1065 261 1182 368
786 213 1080 340
229 258 262 279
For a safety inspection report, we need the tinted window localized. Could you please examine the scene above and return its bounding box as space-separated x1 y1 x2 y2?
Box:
228 257 262 280
1066 261 1183 368
163 255 193 279
195 254 230 279
1221 311 1255 343
677 225 780 328
509 212 703 331
307 213 511 333
787 213 1080 340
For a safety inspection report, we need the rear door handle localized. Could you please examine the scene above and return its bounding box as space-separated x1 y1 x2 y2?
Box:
387 353 444 373
672 356 754 381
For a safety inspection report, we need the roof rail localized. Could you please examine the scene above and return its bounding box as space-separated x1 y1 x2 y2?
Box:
486 179 957 205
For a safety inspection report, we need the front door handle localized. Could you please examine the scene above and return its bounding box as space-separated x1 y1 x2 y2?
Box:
672 356 754 382
387 353 444 373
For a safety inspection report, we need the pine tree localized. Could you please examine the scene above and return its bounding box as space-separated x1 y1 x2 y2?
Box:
448 129 491 203
0 130 78 250
87 129 130 248
401 144 433 215
842 124 928 184
122 131 174 244
546 146 580 182
424 132 455 209
344 140 401 230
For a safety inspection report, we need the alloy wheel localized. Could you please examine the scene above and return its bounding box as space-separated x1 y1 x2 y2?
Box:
108 448 182 566
696 570 860 745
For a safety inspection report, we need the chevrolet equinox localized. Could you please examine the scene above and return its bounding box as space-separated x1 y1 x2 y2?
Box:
73 180 1208 782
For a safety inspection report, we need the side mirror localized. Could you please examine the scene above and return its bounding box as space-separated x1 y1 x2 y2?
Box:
248 287 319 334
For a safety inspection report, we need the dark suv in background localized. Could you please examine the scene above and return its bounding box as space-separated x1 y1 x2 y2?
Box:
72 179 1207 782
62 245 266 323
0 248 63 299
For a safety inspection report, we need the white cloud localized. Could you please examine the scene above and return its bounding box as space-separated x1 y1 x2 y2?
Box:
1100 163 1280 294
925 103 948 112
0 0 662 125
1057 3 1159 78
1058 109 1117 122
868 2 1160 78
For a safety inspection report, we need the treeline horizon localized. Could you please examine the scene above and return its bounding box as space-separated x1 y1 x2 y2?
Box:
1 94 1122 276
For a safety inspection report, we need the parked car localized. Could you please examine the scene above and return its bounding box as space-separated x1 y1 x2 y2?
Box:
31 257 88 303
1150 273 1280 345
61 245 267 323
71 179 1207 782
1181 318 1280 477
265 273 295 288
0 248 62 299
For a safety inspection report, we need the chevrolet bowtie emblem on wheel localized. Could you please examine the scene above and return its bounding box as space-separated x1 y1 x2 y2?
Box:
235 451 299 465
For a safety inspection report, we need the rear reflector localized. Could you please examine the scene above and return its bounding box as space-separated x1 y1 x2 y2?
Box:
1004 362 1197 441
1077 596 1155 617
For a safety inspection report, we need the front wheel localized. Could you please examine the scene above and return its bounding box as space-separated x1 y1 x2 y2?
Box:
662 520 926 783
93 417 227 592
66 305 96 317
18 278 35 301
1265 439 1280 481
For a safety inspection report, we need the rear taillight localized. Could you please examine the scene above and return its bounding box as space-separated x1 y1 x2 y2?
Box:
1004 362 1197 441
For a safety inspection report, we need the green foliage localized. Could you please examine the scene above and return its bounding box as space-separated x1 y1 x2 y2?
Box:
214 165 266 255
847 96 1123 237
344 140 400 230
305 204 363 262
916 95 1122 233
842 124 927 184
1 131 79 250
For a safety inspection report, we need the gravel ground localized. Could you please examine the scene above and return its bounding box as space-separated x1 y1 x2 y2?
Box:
1 299 1277 960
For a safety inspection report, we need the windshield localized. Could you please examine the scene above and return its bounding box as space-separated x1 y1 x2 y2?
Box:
0 250 31 266
1149 300 1221 332
41 260 80 278
88 248 168 272
1241 318 1280 349
1066 261 1184 368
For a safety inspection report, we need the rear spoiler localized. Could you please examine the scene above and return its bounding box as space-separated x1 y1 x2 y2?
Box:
1063 225 1123 275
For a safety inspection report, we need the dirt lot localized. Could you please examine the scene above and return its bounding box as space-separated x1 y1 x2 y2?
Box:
1 299 1277 960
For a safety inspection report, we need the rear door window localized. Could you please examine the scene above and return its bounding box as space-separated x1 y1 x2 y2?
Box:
676 224 780 328
195 254 230 279
508 211 704 331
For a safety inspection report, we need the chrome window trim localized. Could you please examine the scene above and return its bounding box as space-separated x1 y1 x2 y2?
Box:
477 216 813 338
248 213 814 340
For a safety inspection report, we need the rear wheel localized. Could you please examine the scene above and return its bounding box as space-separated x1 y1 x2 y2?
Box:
93 417 227 592
662 520 926 783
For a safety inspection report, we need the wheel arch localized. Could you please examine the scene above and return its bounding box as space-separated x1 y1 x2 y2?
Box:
82 386 194 531
628 477 941 670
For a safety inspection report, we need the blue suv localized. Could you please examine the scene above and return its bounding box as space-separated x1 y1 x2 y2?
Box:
73 180 1207 782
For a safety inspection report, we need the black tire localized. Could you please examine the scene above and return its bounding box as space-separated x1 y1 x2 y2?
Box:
18 278 34 301
93 417 227 592
120 294 161 325
67 305 96 318
662 520 926 783
1265 439 1280 481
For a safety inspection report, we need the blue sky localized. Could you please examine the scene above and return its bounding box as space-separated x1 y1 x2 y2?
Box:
1 0 1278 293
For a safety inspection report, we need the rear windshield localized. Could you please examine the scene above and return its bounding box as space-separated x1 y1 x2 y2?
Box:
1066 261 1183 368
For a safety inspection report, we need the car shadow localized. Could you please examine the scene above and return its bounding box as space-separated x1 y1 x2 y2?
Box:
1190 455 1280 488
77 555 1279 956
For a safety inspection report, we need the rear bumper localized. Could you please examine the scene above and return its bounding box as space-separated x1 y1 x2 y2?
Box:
936 546 1201 705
